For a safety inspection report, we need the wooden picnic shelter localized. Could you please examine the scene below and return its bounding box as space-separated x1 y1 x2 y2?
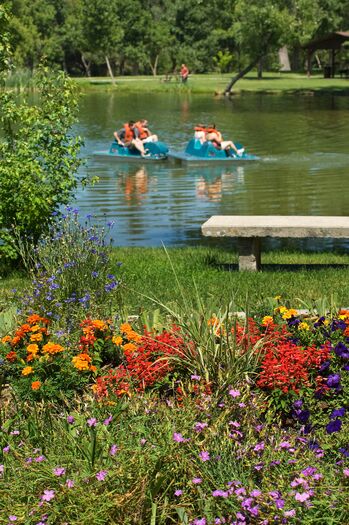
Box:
303 31 349 78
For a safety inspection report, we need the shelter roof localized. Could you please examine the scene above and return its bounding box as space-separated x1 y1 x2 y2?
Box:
303 31 349 51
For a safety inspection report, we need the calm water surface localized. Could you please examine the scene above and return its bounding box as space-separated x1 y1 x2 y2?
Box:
75 92 349 249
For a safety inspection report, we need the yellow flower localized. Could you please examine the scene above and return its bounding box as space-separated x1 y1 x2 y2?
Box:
262 316 274 326
282 308 298 320
112 335 123 346
274 305 287 314
72 353 92 371
30 332 43 342
30 324 41 333
27 343 39 355
126 330 142 342
42 342 64 355
22 366 34 376
298 322 310 331
274 295 282 301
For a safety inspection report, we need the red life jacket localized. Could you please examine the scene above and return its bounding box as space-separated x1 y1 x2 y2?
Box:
134 121 149 140
123 123 135 142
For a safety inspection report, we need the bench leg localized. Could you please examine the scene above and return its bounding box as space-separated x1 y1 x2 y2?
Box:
238 237 261 271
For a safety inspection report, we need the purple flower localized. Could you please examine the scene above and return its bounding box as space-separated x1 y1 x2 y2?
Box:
199 451 210 462
192 477 202 484
103 415 113 426
275 498 285 509
35 455 46 463
109 444 119 456
301 467 317 477
250 489 262 497
3 445 10 453
191 374 201 381
8 517 17 522
87 418 97 427
327 374 341 388
229 389 241 398
330 407 346 419
334 342 349 359
66 415 75 424
279 441 291 449
0 464 4 474
212 489 228 497
253 442 265 452
193 519 206 525
53 467 66 477
173 432 186 442
140 438 147 446
41 490 55 502
66 479 75 488
293 399 303 409
326 419 342 434
194 422 208 432
295 492 311 502
343 468 349 477
96 470 108 481
173 489 183 497
284 509 296 518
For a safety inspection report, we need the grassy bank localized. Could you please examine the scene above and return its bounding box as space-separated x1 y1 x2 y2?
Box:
2 246 349 316
74 72 349 95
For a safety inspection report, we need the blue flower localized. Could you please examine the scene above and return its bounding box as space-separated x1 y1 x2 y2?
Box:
334 342 349 359
326 419 342 434
319 360 330 374
330 407 346 419
327 374 341 388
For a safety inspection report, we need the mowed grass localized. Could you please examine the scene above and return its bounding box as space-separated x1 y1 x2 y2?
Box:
2 247 349 316
75 72 349 95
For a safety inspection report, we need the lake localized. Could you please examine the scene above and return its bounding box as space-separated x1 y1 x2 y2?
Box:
75 91 349 250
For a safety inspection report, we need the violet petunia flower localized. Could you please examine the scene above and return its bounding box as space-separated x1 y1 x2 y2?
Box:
174 489 183 496
66 415 75 424
229 389 241 398
53 467 66 477
330 407 346 419
327 374 341 388
87 418 97 427
66 479 75 488
192 478 202 484
109 444 119 456
326 419 342 434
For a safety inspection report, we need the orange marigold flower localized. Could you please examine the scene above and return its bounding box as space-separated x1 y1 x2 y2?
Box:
42 342 64 355
126 330 142 342
27 343 39 354
27 314 42 324
120 323 132 333
123 342 138 353
11 336 22 346
30 332 43 342
22 366 34 376
31 381 41 390
262 316 274 326
1 335 12 344
112 335 123 346
90 365 97 372
6 350 17 362
91 319 107 331
72 353 92 371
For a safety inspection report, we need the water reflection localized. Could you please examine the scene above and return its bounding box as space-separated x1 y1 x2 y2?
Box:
195 166 245 202
116 165 156 205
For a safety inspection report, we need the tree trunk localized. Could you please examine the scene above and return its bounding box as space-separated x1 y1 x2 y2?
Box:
257 58 263 79
149 54 159 76
105 55 115 84
224 56 263 95
81 54 91 77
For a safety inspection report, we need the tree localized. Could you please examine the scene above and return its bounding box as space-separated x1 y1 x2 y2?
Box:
0 6 84 263
81 0 123 81
224 0 295 94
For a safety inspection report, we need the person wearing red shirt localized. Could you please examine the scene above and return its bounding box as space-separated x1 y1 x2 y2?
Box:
180 64 189 83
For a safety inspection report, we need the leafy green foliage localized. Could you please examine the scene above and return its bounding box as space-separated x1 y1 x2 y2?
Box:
0 66 83 262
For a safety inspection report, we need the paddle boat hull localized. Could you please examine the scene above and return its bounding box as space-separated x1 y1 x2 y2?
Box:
168 139 259 162
94 140 169 161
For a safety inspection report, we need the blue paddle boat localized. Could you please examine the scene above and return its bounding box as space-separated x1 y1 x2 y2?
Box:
168 139 259 162
94 140 169 161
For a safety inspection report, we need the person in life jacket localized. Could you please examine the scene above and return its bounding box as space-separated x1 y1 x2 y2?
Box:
194 124 207 144
205 124 244 157
113 121 148 156
134 119 158 143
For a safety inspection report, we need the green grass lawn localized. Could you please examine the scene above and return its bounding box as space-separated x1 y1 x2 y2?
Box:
2 247 349 317
74 72 349 95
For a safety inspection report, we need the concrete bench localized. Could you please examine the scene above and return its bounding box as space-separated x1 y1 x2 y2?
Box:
201 215 349 271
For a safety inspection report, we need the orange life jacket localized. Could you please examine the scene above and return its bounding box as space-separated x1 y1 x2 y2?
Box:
205 127 219 134
134 121 149 140
123 123 135 142
194 126 207 132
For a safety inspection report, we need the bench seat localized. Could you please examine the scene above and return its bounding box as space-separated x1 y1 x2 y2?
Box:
201 215 349 271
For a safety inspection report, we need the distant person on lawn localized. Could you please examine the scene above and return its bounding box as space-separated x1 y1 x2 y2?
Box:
180 64 189 83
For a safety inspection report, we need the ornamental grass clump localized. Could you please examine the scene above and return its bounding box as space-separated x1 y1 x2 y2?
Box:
15 209 121 328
